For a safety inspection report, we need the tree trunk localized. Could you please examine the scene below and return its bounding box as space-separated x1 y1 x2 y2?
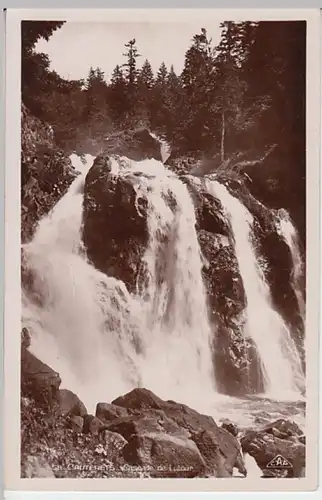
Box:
221 111 225 162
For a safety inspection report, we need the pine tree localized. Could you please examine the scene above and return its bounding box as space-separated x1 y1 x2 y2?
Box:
213 22 266 160
156 62 168 86
84 66 110 137
179 29 217 152
137 59 154 89
109 64 128 124
136 59 154 125
122 38 141 88
164 65 183 141
150 62 169 133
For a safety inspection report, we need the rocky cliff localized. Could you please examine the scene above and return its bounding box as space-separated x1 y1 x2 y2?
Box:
21 104 79 243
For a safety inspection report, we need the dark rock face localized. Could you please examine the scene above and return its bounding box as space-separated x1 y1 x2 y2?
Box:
241 418 305 477
21 348 61 408
21 104 79 243
182 175 229 236
197 228 264 396
242 148 305 249
259 230 305 348
83 155 149 292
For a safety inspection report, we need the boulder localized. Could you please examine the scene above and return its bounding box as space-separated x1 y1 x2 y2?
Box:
58 389 88 417
100 430 128 458
263 419 303 439
96 402 130 423
107 412 188 442
191 429 246 477
220 419 239 437
83 158 149 292
108 388 245 478
112 388 164 411
241 422 305 477
123 431 206 478
21 348 61 408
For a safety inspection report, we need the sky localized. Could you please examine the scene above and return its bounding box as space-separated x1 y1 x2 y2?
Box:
35 21 223 82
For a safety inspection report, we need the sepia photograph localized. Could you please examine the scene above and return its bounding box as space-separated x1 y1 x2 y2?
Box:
3 8 320 493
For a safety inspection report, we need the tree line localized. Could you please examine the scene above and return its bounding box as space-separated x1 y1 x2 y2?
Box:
22 20 305 167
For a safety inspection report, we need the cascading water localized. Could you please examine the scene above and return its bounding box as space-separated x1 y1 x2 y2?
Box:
22 154 215 412
276 209 306 326
205 180 305 400
148 131 171 163
22 154 144 408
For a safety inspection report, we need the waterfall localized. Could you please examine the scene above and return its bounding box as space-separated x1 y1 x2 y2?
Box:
276 209 306 326
206 180 304 399
22 155 215 412
148 131 171 163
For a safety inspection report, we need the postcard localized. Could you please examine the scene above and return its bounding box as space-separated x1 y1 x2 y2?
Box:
3 7 320 493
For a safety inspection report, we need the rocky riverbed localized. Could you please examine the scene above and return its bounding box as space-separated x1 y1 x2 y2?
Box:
21 343 305 479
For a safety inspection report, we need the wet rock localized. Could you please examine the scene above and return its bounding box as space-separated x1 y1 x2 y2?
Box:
21 455 55 478
220 419 239 437
21 349 61 408
263 419 303 439
241 424 305 477
182 176 229 236
96 402 129 423
83 161 149 292
58 389 87 417
197 230 259 395
259 230 303 335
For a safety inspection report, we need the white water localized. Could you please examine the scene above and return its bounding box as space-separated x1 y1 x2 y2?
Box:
276 209 306 326
148 131 171 163
205 180 305 400
22 155 215 412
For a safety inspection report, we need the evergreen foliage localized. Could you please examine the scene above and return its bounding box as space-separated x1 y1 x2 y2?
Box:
21 21 305 167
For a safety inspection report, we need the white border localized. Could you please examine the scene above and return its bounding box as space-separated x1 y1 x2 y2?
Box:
4 8 321 493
